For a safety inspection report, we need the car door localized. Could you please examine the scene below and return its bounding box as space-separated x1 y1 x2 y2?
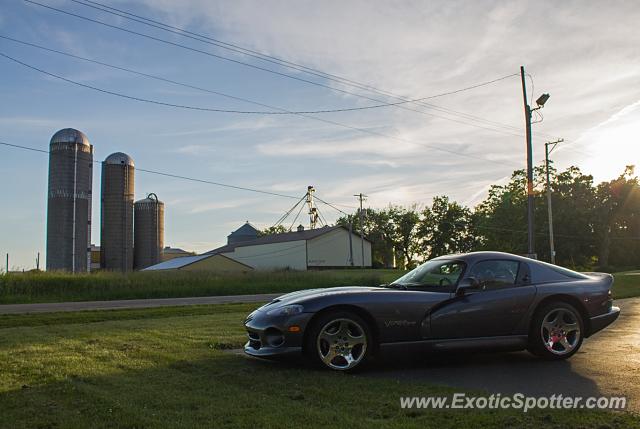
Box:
371 259 465 343
429 259 536 339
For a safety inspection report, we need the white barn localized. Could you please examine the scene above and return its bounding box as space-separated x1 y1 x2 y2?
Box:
206 224 372 270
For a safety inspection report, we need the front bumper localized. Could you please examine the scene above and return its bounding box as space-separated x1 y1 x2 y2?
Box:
244 344 302 357
588 306 620 337
243 310 312 358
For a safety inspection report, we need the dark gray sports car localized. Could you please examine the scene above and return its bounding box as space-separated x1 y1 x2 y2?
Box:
244 251 620 371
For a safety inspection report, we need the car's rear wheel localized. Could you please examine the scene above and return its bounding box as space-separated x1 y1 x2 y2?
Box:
307 311 371 371
529 301 584 360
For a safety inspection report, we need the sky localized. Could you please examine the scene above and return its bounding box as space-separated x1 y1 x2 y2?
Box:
1 0 639 270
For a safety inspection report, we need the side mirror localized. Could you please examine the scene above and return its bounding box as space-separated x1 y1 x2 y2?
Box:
456 277 480 296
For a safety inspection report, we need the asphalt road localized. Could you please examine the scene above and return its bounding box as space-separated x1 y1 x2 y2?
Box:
0 293 281 314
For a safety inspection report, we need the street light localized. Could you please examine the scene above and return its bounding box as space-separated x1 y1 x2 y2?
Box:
520 66 550 259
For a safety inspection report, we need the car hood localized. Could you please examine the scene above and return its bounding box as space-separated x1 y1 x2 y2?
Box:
257 286 384 310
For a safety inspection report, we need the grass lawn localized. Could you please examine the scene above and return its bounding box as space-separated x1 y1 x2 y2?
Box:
611 271 640 299
1 268 638 305
0 304 638 428
0 269 405 304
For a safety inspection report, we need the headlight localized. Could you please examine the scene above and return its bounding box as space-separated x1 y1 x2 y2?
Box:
266 304 304 316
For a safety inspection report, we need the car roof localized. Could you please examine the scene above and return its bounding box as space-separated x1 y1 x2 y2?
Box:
432 251 534 264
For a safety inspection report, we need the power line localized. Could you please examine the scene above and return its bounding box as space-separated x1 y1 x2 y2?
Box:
288 201 307 231
230 243 307 260
23 0 529 138
0 140 301 200
272 195 307 228
68 1 524 114
4 51 448 115
54 0 525 113
0 52 287 114
314 196 354 215
0 36 517 116
74 0 512 104
316 205 330 227
70 0 547 139
2 140 635 241
0 48 522 168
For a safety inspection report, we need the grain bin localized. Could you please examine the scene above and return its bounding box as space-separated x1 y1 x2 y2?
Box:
134 193 164 270
101 152 135 271
46 128 93 272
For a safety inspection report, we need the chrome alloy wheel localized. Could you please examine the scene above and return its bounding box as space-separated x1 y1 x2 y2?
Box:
540 308 581 355
316 318 367 370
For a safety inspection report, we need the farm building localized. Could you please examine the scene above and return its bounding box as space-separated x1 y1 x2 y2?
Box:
161 246 196 261
141 253 252 272
144 223 372 272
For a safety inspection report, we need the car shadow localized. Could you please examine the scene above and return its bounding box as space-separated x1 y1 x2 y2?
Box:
241 348 604 399
372 349 606 398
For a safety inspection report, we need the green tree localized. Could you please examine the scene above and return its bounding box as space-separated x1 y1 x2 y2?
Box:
543 165 597 267
258 225 288 237
594 165 640 268
390 205 420 269
336 208 398 268
473 169 530 255
418 196 478 259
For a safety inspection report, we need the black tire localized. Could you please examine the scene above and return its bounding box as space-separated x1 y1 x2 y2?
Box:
305 310 372 371
528 301 584 360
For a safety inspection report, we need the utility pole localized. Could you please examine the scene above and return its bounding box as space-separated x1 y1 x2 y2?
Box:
347 222 354 267
5 253 8 274
545 139 564 264
36 252 40 271
354 193 367 268
520 66 535 259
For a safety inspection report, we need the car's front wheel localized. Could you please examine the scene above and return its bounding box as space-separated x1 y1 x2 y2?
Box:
529 301 584 359
307 311 371 371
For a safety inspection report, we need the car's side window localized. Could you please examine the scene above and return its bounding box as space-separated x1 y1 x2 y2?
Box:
469 260 520 290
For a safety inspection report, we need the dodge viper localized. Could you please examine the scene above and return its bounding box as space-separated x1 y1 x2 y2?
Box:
243 251 620 371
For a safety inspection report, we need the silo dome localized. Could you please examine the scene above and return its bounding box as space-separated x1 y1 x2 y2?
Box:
50 128 90 146
104 152 134 166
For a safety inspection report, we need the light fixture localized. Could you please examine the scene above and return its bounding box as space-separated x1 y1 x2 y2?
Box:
536 93 550 108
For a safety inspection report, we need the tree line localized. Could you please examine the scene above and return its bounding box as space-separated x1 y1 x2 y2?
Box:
335 164 640 270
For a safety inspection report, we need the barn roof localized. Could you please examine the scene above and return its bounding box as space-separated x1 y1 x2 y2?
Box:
143 253 252 271
143 254 210 270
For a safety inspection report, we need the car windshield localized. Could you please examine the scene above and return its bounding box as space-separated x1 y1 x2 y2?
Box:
391 259 466 288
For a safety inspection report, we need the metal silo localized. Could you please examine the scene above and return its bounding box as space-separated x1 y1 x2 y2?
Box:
46 128 93 272
101 152 135 271
134 193 164 270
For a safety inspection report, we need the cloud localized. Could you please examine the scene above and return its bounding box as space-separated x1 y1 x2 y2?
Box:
186 198 256 214
160 116 279 138
0 116 62 128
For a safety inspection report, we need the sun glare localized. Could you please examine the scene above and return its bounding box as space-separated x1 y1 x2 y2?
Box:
579 103 640 182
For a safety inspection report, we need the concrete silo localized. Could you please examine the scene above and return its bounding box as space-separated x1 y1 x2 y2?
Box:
46 128 93 272
134 193 164 270
101 152 135 271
